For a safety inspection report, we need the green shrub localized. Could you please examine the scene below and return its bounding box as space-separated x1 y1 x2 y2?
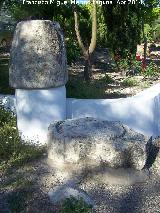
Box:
122 77 140 87
103 74 114 84
66 39 81 65
143 62 160 78
131 60 143 74
117 58 130 73
117 57 143 76
0 105 15 127
60 197 92 213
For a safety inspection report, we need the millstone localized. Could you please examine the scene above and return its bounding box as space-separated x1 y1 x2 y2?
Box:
9 20 67 89
48 117 150 170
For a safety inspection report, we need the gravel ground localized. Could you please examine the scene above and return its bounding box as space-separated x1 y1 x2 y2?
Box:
80 174 160 213
0 157 160 213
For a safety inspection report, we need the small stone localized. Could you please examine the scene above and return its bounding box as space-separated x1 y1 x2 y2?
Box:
48 185 94 207
48 117 149 170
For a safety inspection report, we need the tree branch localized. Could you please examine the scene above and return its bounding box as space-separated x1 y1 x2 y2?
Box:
89 0 97 54
73 5 87 56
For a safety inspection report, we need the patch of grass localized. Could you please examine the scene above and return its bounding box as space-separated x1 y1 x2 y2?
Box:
121 77 140 87
66 75 114 99
99 74 115 84
66 80 106 98
0 173 33 191
143 62 160 79
0 105 46 173
60 197 92 213
140 81 151 89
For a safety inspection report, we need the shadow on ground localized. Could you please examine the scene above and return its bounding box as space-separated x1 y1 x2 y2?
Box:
1 155 160 213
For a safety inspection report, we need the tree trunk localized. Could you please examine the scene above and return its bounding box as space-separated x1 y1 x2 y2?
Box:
84 52 92 81
144 37 147 61
142 19 147 68
73 0 97 82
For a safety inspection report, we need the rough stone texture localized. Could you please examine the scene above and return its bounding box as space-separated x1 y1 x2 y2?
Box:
48 186 94 207
48 117 149 170
154 93 160 137
9 20 67 89
150 138 160 174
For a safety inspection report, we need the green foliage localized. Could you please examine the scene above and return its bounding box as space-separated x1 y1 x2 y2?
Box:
78 4 92 46
97 5 107 46
144 24 154 42
0 58 14 94
60 197 92 213
131 59 143 74
0 104 15 126
7 0 61 20
102 1 159 57
151 13 160 42
117 58 130 72
0 106 45 171
116 55 143 76
103 4 142 58
103 74 114 84
122 77 140 87
143 62 160 78
142 6 160 25
66 39 81 65
8 3 31 20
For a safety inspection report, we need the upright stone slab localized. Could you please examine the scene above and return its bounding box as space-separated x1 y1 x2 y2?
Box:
9 20 68 144
9 20 67 88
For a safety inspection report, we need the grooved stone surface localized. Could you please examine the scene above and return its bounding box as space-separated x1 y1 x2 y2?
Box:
9 20 67 89
48 117 149 170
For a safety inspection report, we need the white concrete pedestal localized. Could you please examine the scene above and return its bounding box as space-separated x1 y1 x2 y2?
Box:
16 86 66 145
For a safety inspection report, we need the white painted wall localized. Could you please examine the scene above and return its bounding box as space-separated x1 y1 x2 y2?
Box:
15 86 66 145
67 83 160 137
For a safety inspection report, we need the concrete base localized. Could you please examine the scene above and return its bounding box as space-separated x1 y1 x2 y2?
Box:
16 86 66 145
